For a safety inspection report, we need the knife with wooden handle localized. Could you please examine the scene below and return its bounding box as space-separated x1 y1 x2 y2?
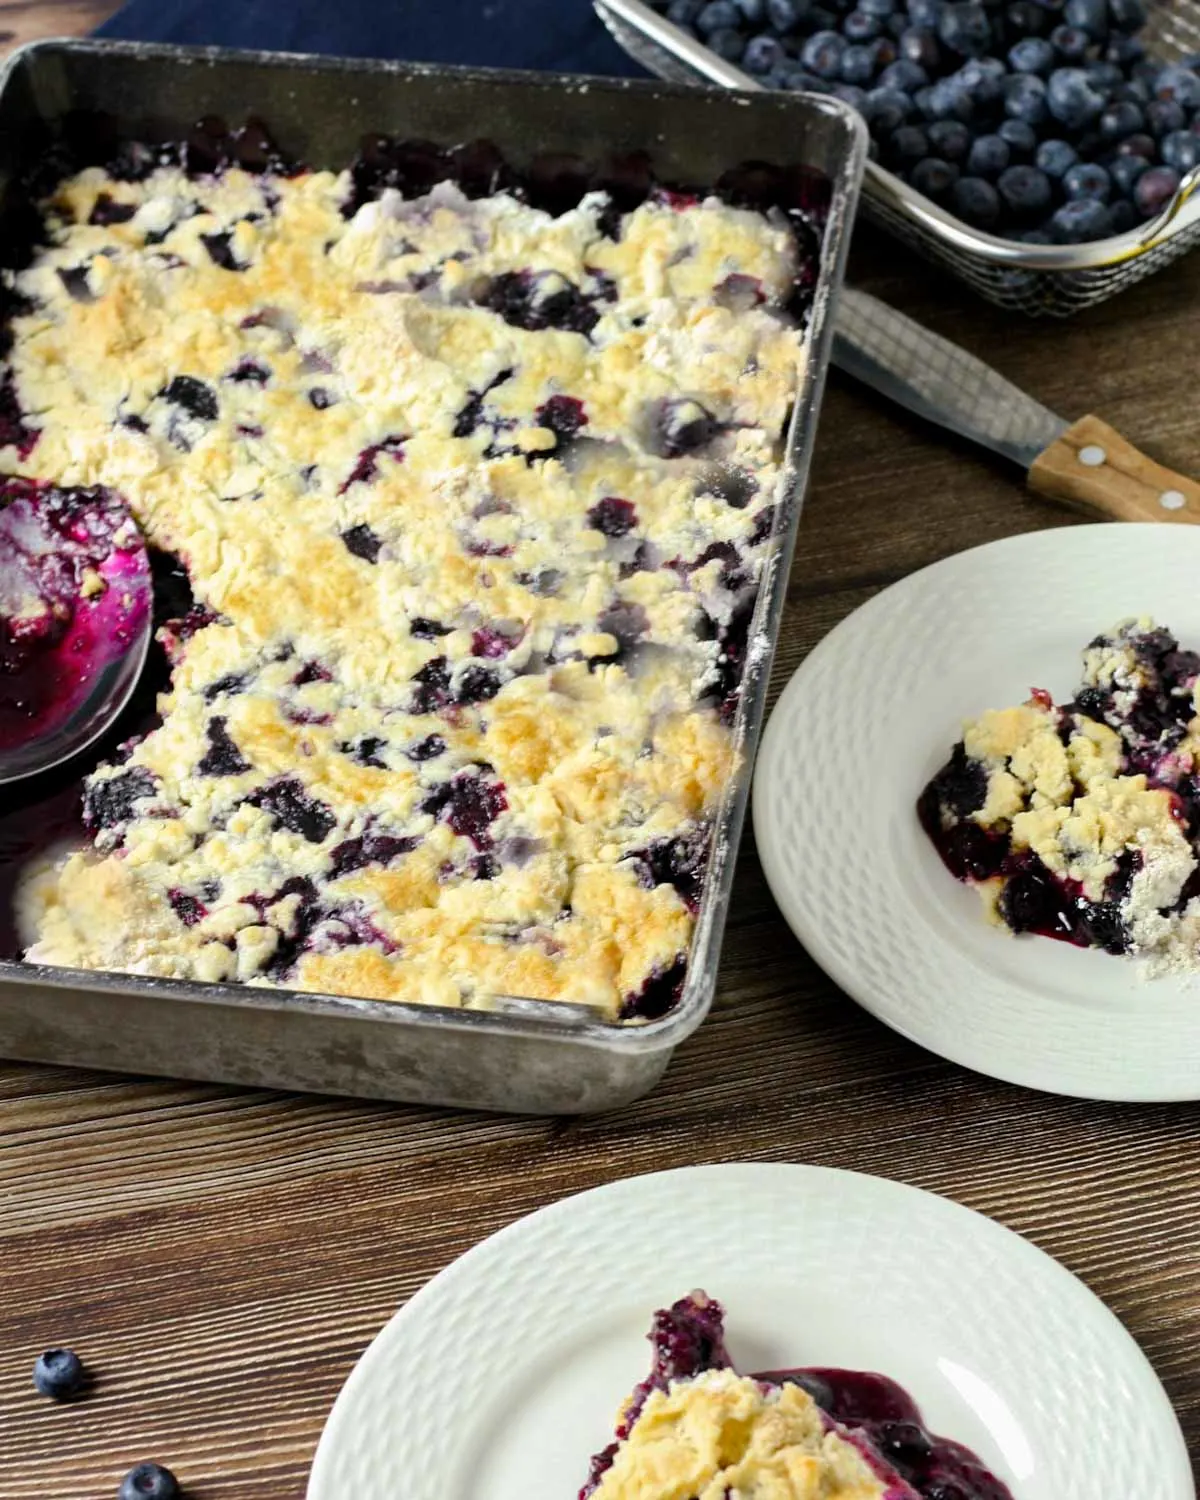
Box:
832 286 1200 524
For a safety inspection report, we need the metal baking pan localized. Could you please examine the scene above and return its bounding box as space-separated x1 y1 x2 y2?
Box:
596 0 1200 316
0 38 865 1113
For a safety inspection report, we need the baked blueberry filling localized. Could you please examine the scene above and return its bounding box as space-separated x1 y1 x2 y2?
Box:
581 1294 1014 1500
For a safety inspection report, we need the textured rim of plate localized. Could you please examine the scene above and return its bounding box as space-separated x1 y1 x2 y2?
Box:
753 522 1200 1102
306 1162 1192 1500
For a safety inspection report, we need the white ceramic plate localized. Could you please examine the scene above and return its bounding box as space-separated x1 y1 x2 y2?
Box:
306 1162 1190 1500
753 523 1200 1101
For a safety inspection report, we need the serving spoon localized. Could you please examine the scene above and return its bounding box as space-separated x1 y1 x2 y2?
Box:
0 480 152 785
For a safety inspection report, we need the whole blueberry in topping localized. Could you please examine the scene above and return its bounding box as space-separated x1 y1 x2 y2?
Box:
201 231 243 271
407 733 446 762
455 664 502 704
654 398 718 458
329 831 417 876
350 735 388 767
471 625 521 658
411 655 453 713
619 954 687 1020
341 523 382 563
161 376 218 422
534 395 588 451
197 716 250 777
83 768 157 831
33 1348 87 1400
309 387 337 410
587 496 638 537
118 1462 180 1500
246 778 335 844
410 617 451 640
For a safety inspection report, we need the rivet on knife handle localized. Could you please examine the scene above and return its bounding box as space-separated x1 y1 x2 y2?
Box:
1028 415 1200 524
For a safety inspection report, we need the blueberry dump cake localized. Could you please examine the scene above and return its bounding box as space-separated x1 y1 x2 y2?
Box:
1 120 825 1019
580 1292 1013 1500
920 618 1200 970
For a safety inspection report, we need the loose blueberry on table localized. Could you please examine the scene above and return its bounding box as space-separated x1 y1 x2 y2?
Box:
650 0 1200 242
118 1462 181 1500
32 1347 88 1400
580 1292 1013 1499
0 119 822 1021
920 619 1200 970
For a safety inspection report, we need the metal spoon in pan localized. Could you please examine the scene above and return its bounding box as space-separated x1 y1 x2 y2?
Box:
0 480 152 785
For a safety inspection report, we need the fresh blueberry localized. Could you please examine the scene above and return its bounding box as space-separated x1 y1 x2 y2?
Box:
1108 0 1146 29
1019 227 1055 242
667 0 705 20
1063 160 1112 198
1162 129 1200 172
1049 196 1115 237
735 0 766 19
743 33 785 70
899 25 941 67
845 9 884 39
861 0 898 14
998 117 1039 155
696 0 740 29
968 132 1012 174
936 1 992 56
1006 72 1050 124
1105 34 1144 65
766 0 809 24
1109 153 1149 194
1099 99 1145 137
1049 23 1089 59
1006 0 1049 37
928 119 972 158
830 82 870 107
1084 58 1123 90
1109 197 1138 230
888 123 931 163
910 155 961 196
1063 0 1106 36
1115 129 1156 157
1145 99 1187 136
1113 75 1151 104
953 56 1006 109
33 1349 87 1401
802 29 848 75
928 76 975 119
778 63 824 88
864 86 914 128
707 26 747 57
879 56 929 89
1046 66 1106 127
951 174 1003 223
1035 136 1078 174
841 42 879 80
906 0 943 25
1154 66 1200 111
997 162 1054 216
118 1463 180 1500
1009 36 1056 72
1134 163 1182 216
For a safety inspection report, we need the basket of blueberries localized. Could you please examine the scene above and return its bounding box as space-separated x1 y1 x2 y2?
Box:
595 0 1200 312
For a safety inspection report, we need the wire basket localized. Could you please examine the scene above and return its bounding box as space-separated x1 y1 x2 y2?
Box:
595 0 1200 314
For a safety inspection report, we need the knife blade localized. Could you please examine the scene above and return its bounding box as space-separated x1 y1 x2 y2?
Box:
830 285 1200 524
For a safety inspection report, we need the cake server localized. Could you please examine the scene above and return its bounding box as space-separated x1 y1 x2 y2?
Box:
833 286 1200 524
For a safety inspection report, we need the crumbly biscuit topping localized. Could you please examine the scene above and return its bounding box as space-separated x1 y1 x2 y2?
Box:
6 160 807 1015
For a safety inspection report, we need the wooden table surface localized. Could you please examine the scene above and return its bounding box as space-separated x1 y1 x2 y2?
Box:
4 3 1200 1497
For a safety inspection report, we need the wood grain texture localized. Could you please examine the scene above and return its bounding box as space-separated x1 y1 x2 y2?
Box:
2 10 1200 1496
1030 412 1200 524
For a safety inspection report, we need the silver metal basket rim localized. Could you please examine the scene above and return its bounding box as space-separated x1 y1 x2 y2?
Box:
595 0 1200 275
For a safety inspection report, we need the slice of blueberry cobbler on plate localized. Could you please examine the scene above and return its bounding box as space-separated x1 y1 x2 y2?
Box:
0 121 825 1021
920 618 1200 972
580 1292 1013 1500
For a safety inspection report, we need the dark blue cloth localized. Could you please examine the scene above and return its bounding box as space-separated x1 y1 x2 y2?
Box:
95 0 646 78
